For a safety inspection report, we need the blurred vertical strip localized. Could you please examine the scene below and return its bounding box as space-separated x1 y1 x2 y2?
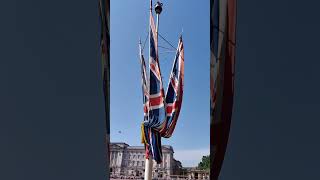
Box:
98 0 110 179
210 0 237 179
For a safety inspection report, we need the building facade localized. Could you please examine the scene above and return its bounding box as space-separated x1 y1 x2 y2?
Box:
180 167 209 179
110 142 181 179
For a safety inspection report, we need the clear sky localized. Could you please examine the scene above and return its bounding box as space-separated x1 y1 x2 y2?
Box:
110 0 210 167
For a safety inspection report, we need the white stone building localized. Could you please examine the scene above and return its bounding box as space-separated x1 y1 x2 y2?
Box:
110 142 181 179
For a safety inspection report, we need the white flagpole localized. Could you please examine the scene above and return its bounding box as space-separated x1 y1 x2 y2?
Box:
145 1 163 180
145 0 153 180
145 158 153 180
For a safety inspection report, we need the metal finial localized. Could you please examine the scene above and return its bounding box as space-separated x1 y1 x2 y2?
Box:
155 1 163 14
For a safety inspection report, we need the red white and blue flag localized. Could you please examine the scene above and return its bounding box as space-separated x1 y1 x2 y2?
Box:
162 37 184 138
147 10 166 130
140 1 185 164
210 0 237 179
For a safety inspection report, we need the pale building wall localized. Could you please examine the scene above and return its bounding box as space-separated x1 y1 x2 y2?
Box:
109 143 176 179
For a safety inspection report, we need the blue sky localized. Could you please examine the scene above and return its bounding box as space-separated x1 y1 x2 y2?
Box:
110 0 209 167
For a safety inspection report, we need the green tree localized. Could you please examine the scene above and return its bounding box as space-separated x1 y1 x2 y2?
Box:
197 155 210 170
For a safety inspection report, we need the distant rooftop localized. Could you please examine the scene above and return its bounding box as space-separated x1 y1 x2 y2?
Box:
110 142 174 152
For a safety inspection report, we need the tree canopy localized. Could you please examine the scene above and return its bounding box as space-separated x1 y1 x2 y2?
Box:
197 155 210 170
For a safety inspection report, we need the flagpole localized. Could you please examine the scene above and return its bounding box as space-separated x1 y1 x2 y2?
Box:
144 1 163 180
145 158 153 180
145 0 154 180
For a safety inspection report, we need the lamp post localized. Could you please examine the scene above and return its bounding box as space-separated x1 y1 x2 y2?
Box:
155 1 163 35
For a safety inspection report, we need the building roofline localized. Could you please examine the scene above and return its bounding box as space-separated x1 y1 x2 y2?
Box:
110 142 130 146
110 142 173 150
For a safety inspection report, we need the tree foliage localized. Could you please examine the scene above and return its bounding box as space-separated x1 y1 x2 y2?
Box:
197 155 210 170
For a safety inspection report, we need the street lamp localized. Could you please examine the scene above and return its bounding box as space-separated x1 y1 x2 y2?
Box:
155 1 163 15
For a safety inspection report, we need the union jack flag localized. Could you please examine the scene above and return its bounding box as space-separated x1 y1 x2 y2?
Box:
161 37 184 138
146 9 166 130
140 2 185 164
139 42 149 121
139 6 166 163
210 0 237 179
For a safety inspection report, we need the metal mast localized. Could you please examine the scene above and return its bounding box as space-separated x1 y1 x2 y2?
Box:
144 1 163 180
